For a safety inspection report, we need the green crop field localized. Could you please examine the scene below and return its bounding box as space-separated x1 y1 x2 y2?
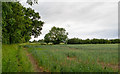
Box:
2 44 118 72
26 44 118 72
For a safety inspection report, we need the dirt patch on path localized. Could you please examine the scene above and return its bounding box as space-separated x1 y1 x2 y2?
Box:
24 48 48 72
26 51 44 72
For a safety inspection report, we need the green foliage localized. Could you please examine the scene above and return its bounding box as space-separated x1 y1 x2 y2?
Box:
26 44 118 72
2 2 44 44
38 39 45 44
26 0 38 6
2 44 34 72
44 26 68 44
68 38 80 44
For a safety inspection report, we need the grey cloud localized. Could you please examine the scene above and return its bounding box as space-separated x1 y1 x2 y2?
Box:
20 1 118 41
69 28 118 39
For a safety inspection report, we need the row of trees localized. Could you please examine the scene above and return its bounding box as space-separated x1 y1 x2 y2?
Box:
31 38 120 44
2 2 44 44
67 38 120 44
30 26 119 44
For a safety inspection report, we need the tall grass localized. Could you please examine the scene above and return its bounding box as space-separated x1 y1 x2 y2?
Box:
27 44 118 72
0 42 2 73
2 44 34 72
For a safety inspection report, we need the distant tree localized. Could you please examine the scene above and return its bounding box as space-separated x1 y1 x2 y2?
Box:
91 38 99 44
38 39 45 43
44 26 68 44
84 39 91 44
79 39 83 44
115 39 120 43
110 39 120 44
38 39 44 42
68 38 80 44
44 33 51 44
106 39 111 44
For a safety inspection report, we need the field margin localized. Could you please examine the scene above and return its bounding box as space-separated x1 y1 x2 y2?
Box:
0 1 19 74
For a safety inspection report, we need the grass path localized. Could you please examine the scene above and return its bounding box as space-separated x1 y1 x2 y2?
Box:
2 44 34 72
24 47 46 72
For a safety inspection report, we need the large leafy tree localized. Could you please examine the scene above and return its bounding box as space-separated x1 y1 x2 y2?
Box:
2 2 44 44
44 26 68 44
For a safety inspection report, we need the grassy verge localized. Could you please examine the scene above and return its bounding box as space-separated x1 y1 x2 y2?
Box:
2 44 34 72
0 42 1 73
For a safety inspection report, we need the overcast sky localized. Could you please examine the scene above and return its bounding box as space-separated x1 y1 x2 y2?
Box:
19 0 118 41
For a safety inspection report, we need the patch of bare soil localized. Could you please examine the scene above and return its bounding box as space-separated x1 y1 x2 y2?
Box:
67 56 76 61
26 52 44 72
97 59 118 70
24 47 49 72
100 62 117 70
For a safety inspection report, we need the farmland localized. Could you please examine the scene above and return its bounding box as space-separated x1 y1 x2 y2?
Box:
25 44 118 72
2 44 118 72
2 1 119 73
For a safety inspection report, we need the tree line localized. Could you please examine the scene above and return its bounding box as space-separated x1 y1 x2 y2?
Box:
67 38 120 44
32 38 120 44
